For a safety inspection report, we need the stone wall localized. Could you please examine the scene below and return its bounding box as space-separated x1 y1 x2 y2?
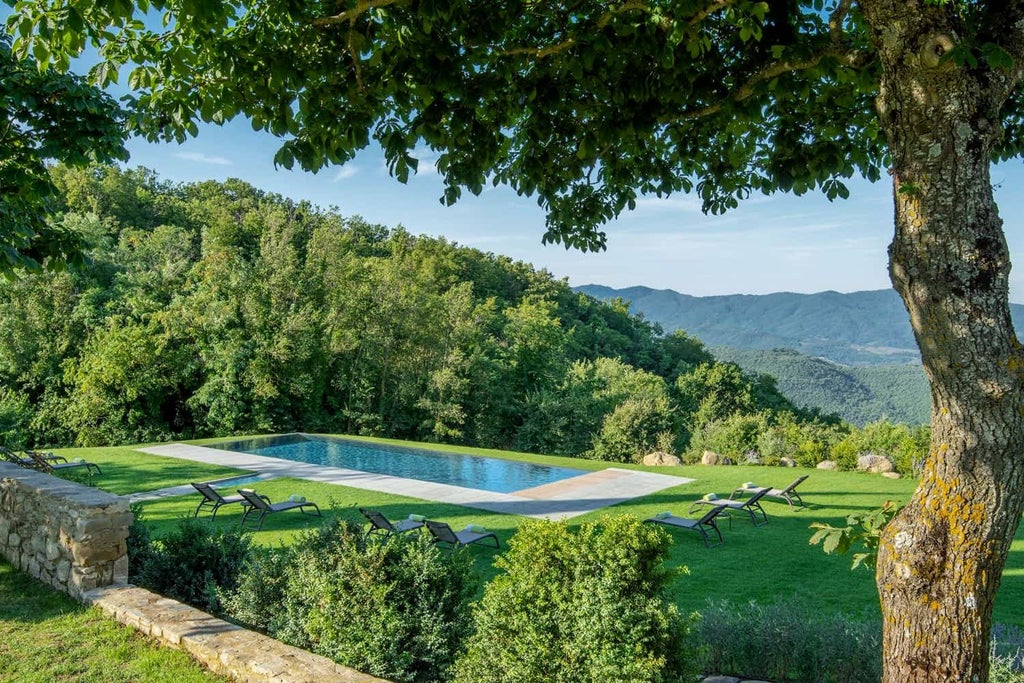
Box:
0 462 130 598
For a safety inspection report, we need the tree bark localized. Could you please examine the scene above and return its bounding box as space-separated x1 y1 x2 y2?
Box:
858 3 1024 680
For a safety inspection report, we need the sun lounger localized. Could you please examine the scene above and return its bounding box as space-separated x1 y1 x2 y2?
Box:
29 451 102 478
359 508 425 537
689 486 770 527
191 482 248 520
425 520 499 549
0 446 66 467
237 488 322 530
643 506 726 548
730 475 809 508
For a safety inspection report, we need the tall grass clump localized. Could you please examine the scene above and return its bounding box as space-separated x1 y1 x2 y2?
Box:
693 598 881 683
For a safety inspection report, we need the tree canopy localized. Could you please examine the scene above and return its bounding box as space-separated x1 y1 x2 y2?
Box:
8 0 892 247
7 1 1024 680
0 34 127 274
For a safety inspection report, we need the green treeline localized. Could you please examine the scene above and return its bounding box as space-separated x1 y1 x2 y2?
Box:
713 347 931 426
0 165 927 470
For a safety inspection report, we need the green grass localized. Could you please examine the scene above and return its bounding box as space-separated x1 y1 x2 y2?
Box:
44 446 246 496
0 559 226 682
40 436 1024 627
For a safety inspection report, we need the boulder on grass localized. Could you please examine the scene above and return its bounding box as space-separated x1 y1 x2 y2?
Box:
642 451 682 467
857 453 895 473
779 457 797 467
702 450 735 466
816 460 839 471
881 471 902 479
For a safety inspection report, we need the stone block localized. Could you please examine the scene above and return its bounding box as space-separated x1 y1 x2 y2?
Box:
76 515 112 536
816 460 839 470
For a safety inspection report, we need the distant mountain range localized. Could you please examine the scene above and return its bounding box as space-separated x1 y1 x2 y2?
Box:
576 285 1024 367
575 285 1024 425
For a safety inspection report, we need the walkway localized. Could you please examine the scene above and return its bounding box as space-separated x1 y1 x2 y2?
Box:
137 443 692 521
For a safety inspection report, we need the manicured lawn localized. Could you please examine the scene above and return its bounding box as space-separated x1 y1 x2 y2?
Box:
44 446 246 496
0 559 226 683
47 437 1024 626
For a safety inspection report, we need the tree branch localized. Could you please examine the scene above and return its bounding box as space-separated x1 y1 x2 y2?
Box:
668 47 869 123
829 0 854 44
313 0 405 26
499 0 738 59
983 0 1024 101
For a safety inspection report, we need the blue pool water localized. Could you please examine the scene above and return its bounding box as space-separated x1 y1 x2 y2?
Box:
215 434 586 494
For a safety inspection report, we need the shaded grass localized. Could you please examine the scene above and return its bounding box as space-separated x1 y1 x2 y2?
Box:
44 446 246 496
50 438 1024 626
0 559 226 683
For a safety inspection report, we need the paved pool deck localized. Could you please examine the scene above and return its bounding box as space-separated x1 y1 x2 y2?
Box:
136 443 694 521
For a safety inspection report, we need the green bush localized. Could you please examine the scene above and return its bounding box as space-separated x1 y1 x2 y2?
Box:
991 624 1024 683
137 515 251 614
693 599 881 683
455 516 694 683
0 387 32 449
125 502 155 585
224 518 475 683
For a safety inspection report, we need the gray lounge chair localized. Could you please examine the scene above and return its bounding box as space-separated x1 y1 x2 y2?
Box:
237 488 322 530
359 508 424 537
644 505 726 548
425 520 499 549
730 475 809 508
689 486 771 527
0 446 66 467
191 482 248 520
29 450 102 478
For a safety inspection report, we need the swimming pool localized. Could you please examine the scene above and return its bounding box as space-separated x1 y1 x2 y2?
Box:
215 434 587 494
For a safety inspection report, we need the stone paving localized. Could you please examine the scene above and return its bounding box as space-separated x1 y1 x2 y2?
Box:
137 443 693 520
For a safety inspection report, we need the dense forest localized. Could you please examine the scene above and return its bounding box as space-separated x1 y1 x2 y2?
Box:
0 165 928 471
713 348 931 426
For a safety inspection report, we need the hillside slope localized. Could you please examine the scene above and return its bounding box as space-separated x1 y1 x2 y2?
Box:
713 347 931 426
577 285 1024 366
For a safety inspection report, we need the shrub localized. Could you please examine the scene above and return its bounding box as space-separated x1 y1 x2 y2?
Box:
125 502 155 585
224 518 475 683
991 624 1024 683
137 515 251 614
0 387 32 449
693 598 882 683
455 516 694 683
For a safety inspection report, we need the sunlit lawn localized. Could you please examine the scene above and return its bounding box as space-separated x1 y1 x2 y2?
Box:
0 560 226 683
42 436 1024 627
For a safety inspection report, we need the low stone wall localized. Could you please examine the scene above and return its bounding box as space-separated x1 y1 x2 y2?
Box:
84 585 388 683
0 462 130 598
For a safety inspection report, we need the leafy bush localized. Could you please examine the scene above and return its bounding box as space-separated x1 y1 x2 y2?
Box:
693 599 881 683
224 518 475 683
0 387 32 449
454 516 694 683
136 515 251 614
991 624 1024 683
125 502 155 585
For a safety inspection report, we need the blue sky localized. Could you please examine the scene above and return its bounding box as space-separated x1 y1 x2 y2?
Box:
7 0 1020 301
128 123 1024 301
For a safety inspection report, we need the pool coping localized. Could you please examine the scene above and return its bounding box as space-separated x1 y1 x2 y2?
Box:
136 443 694 520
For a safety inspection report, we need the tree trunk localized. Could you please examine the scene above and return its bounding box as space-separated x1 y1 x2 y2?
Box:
859 4 1024 681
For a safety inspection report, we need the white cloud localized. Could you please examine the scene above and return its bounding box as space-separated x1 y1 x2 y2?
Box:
333 165 359 181
172 151 233 166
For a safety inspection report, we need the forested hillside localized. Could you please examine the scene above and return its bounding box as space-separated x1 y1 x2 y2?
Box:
0 165 928 472
714 348 931 426
577 284 1024 367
